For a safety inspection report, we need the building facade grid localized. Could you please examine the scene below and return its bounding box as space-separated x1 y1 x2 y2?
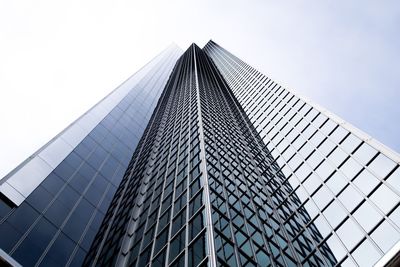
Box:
0 40 399 267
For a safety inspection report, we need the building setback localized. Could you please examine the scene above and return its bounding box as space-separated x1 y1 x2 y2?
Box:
1 41 400 267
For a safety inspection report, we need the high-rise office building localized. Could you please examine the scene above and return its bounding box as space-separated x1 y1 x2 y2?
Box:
1 41 399 267
0 45 183 266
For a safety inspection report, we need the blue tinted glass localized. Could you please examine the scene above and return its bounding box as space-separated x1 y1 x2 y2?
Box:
63 199 95 242
12 238 43 266
40 173 64 196
69 173 91 194
53 162 76 181
26 186 53 213
7 203 39 233
0 222 22 252
70 247 86 266
45 199 70 227
44 232 75 266
26 217 57 250
0 198 12 220
57 185 80 210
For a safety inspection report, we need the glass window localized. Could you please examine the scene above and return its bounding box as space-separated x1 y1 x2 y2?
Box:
81 228 96 251
303 173 321 195
314 215 331 238
188 234 206 266
63 199 95 242
306 151 324 170
189 210 204 242
45 232 75 266
45 199 70 227
304 200 319 219
190 178 202 198
389 207 400 229
353 201 382 232
169 228 186 263
41 173 64 196
338 185 363 212
70 247 86 267
352 239 381 267
189 192 203 217
309 131 325 147
336 218 364 250
295 163 312 182
12 238 44 266
371 220 399 253
323 201 347 228
329 127 348 144
154 228 169 254
386 168 400 193
288 176 299 189
352 143 377 166
320 120 336 136
370 184 399 214
174 192 187 215
298 142 314 159
69 173 90 194
328 147 348 167
340 134 361 154
313 186 332 210
152 248 167 267
295 186 308 203
312 113 328 128
7 203 39 233
315 161 335 180
26 186 53 213
170 252 185 267
326 234 347 262
368 154 397 179
288 155 302 171
340 158 362 180
26 217 57 250
341 257 357 267
172 210 186 236
57 185 80 210
318 139 336 157
353 169 379 196
326 171 347 195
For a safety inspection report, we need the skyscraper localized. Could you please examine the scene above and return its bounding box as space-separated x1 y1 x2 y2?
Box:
0 44 183 266
1 41 399 267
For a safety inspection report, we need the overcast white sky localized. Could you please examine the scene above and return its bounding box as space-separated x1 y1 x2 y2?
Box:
1 0 399 178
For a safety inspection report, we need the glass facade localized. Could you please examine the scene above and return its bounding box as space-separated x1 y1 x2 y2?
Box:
1 40 399 267
0 45 182 266
204 40 400 266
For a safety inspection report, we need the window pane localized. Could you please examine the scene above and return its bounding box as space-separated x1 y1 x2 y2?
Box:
386 168 400 193
328 147 347 167
340 134 361 154
371 220 399 253
370 184 399 214
353 169 379 195
336 218 364 250
352 239 381 267
338 185 363 212
323 201 347 228
188 234 206 266
368 154 396 179
352 143 377 166
353 201 382 232
340 158 362 179
326 234 346 262
326 171 347 195
313 186 332 210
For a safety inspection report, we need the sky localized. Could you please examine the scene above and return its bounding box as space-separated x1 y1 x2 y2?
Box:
1 0 399 178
